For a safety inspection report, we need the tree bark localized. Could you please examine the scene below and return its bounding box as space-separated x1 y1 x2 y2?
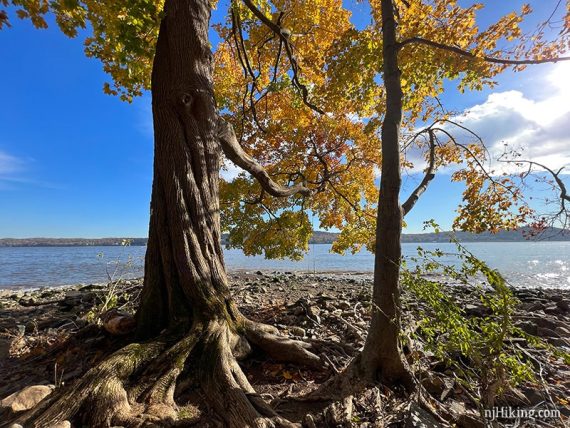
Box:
358 0 411 387
135 0 230 337
21 1 320 426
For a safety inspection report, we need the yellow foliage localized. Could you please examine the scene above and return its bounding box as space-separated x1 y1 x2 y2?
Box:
4 0 568 256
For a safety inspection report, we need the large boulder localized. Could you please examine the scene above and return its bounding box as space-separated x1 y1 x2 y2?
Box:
1 384 54 413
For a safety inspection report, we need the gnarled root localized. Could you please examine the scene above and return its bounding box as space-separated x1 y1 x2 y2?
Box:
301 355 452 427
199 319 301 427
22 340 168 427
18 317 322 428
244 320 322 369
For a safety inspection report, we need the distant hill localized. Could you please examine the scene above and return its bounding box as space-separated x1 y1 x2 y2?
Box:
401 227 570 243
1 227 568 247
307 231 339 244
0 237 148 247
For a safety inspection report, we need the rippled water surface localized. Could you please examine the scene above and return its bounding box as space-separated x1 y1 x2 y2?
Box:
0 242 568 289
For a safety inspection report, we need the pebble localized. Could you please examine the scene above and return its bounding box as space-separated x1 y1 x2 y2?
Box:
290 326 306 337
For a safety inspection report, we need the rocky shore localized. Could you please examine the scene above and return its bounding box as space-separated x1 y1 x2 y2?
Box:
1 271 569 427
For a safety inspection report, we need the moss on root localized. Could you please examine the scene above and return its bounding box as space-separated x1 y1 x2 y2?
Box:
15 316 321 428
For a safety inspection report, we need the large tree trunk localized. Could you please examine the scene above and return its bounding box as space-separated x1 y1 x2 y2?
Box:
22 1 320 426
135 0 230 338
358 0 411 387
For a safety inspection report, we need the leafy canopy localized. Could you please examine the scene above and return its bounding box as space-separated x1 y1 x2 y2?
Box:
3 0 568 256
1 0 163 100
215 0 568 256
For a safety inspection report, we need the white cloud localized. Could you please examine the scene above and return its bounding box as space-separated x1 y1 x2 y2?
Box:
403 63 570 177
0 150 60 190
453 62 570 173
0 150 25 176
0 150 28 190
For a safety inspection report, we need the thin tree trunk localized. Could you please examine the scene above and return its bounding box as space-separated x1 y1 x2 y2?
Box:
359 0 411 386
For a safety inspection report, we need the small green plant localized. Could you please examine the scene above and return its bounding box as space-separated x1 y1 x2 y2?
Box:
86 240 139 323
402 236 534 409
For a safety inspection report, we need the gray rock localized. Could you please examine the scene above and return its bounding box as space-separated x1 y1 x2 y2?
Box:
525 301 545 312
544 305 561 315
456 413 484 428
464 304 490 317
290 326 306 337
420 374 446 396
521 387 545 405
292 306 304 316
59 290 95 310
516 320 537 335
18 297 36 306
555 326 570 337
537 327 559 338
51 422 71 428
307 305 321 319
0 385 54 413
546 337 570 347
531 317 558 330
0 336 11 360
405 402 443 427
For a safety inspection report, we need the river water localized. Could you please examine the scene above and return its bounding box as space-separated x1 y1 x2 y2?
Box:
0 242 568 289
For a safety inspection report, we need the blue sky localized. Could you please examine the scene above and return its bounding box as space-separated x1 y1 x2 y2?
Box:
0 1 568 238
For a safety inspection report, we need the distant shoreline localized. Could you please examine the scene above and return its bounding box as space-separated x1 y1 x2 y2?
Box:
2 240 570 248
1 227 569 247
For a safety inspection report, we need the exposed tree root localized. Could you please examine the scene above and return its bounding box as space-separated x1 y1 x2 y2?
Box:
21 340 167 427
244 320 322 369
199 319 302 427
298 354 453 427
16 317 322 428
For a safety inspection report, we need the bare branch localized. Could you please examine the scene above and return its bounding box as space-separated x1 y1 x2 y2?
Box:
240 0 324 114
231 9 267 132
530 163 568 203
425 119 523 201
503 158 569 212
402 129 437 216
217 119 311 197
402 118 523 216
328 181 376 220
398 36 570 65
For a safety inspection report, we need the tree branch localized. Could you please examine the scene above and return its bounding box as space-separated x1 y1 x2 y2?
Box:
398 37 570 65
503 159 569 209
239 0 324 114
217 119 312 197
402 129 437 216
499 157 569 234
231 9 268 132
